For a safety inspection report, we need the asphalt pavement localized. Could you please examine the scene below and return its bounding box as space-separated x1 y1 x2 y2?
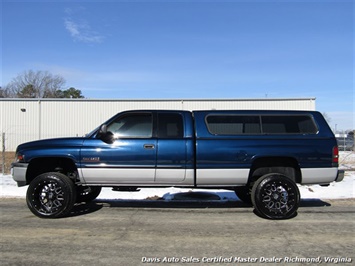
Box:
1 198 354 266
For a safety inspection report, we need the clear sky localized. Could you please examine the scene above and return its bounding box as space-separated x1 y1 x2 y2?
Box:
1 0 354 131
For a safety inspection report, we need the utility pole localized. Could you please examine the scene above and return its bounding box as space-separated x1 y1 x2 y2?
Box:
2 132 5 175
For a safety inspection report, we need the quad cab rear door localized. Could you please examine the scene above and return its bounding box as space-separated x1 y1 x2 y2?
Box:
155 112 187 183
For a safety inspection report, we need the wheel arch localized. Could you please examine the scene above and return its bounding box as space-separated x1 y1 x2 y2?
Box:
248 156 301 184
26 157 79 185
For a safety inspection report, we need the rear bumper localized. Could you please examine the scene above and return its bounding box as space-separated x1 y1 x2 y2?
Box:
336 169 345 182
300 168 345 185
11 163 28 187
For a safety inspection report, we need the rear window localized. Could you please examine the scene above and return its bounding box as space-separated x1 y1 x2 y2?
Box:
261 115 318 134
206 114 318 135
206 115 261 134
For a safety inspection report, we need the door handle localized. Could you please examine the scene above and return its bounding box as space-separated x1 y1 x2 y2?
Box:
144 144 155 149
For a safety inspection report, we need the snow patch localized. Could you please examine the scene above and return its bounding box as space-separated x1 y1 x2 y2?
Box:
1 172 354 200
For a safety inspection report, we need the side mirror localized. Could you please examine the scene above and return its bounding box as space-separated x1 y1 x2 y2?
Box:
98 124 114 144
99 124 107 134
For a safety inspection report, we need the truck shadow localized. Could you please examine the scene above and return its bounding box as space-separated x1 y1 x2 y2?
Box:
69 191 331 217
300 199 331 207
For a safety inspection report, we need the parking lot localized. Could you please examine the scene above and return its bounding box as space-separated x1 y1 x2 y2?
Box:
1 198 354 266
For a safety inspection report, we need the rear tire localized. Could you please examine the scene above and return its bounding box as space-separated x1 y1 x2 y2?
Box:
26 172 76 218
76 186 102 203
234 186 252 204
251 173 300 219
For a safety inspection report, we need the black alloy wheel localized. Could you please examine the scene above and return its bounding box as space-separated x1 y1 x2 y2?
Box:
26 172 76 218
251 173 300 219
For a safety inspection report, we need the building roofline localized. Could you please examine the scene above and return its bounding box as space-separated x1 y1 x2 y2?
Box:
0 97 316 102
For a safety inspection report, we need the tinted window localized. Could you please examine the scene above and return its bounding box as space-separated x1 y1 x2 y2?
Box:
206 114 317 135
261 115 317 134
107 113 152 138
206 115 260 135
158 113 183 138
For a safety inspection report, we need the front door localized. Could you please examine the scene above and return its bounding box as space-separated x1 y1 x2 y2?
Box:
80 112 156 184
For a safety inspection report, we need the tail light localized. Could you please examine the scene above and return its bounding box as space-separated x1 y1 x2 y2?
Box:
332 146 339 164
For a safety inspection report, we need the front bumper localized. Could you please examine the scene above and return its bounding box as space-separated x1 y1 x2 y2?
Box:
336 169 345 182
11 163 28 187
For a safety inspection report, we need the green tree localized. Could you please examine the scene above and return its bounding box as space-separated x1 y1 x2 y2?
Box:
58 87 85 98
18 84 38 98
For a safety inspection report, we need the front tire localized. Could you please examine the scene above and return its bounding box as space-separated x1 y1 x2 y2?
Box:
251 173 300 219
26 172 76 218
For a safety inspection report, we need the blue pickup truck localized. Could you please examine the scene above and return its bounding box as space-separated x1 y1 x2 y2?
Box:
11 110 344 219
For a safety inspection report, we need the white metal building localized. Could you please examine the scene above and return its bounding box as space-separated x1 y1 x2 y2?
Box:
1 98 316 151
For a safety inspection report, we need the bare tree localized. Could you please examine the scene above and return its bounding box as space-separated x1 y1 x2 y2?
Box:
0 87 5 97
6 70 66 98
0 86 12 98
322 112 331 125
